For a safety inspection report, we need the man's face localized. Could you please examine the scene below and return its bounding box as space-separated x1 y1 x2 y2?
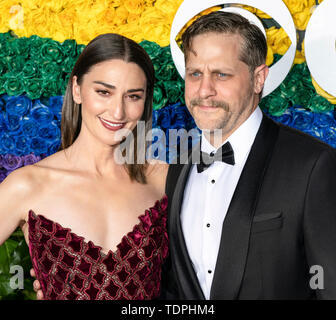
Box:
184 32 266 138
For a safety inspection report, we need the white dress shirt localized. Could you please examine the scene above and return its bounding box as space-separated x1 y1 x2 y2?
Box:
180 107 263 299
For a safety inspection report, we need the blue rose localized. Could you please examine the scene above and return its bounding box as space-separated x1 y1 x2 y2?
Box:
147 128 167 162
313 112 336 129
320 126 336 142
2 154 23 170
15 135 30 154
30 137 48 155
47 140 61 155
48 95 63 120
157 107 171 130
5 95 32 116
4 113 22 132
0 133 15 152
30 100 54 124
292 108 314 132
272 108 293 127
38 121 60 140
22 118 39 138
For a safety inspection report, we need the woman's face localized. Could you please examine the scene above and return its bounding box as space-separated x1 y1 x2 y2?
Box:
72 59 147 147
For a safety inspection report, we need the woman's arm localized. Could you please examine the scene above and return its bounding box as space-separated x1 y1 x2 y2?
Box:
0 167 33 245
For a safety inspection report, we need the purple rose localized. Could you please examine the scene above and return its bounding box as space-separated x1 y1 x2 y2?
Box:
0 170 7 183
23 154 41 166
2 154 23 170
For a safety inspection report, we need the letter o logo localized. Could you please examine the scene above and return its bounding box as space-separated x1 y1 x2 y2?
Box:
305 0 336 97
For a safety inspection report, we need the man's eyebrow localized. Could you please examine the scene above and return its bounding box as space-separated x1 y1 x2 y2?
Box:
93 81 145 93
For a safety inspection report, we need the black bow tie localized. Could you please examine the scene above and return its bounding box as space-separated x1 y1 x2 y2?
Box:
196 141 235 173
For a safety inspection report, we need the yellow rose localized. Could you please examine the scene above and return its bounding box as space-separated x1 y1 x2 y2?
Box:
241 5 271 19
266 27 291 56
265 46 274 66
283 0 315 14
175 6 222 47
312 78 336 104
117 23 143 43
154 0 183 16
139 7 171 46
294 39 306 64
113 5 129 26
0 0 23 33
124 0 144 15
101 7 116 25
292 7 313 30
294 49 305 64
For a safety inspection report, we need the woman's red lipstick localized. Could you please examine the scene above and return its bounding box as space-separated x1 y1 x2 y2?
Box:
99 117 125 131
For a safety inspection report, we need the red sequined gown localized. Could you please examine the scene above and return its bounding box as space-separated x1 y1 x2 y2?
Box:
27 196 168 300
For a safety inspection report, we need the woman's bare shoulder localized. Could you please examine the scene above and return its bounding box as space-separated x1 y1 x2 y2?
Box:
2 151 67 191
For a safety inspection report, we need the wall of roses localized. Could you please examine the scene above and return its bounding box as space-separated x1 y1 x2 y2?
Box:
0 0 334 299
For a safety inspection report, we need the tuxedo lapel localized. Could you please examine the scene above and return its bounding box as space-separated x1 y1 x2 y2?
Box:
210 115 279 299
169 145 205 299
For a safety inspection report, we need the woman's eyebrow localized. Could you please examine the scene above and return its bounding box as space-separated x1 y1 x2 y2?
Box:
93 81 144 93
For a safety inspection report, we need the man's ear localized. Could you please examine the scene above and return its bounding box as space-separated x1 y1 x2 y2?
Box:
72 76 82 104
253 64 269 95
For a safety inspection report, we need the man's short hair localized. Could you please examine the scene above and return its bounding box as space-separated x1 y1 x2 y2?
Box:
181 11 267 73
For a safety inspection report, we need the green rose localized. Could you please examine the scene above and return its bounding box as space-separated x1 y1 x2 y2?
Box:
0 60 5 75
40 60 62 81
61 56 76 74
24 78 44 100
156 62 179 81
158 46 173 64
162 80 184 104
140 40 162 60
43 78 62 97
3 73 25 96
61 39 78 57
308 95 334 113
6 55 25 73
261 92 289 116
76 45 85 56
153 83 168 110
11 38 30 58
40 40 64 64
29 35 47 58
22 61 39 79
0 77 6 95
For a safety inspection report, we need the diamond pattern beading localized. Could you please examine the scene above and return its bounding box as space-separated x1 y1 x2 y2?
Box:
27 195 168 300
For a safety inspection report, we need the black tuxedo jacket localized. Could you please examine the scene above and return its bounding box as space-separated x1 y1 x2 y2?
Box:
161 114 336 300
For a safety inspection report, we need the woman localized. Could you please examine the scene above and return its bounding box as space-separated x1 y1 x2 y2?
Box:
0 33 169 300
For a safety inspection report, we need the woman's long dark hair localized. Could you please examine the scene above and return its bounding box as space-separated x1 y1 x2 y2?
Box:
60 33 155 184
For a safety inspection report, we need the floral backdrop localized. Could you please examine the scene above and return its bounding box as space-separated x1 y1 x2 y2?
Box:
0 0 334 299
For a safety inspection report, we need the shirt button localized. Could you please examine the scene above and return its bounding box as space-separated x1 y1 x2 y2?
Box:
210 151 215 157
211 179 215 184
206 223 210 228
208 270 212 274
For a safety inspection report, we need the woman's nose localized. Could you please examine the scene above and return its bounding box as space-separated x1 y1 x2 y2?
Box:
110 97 125 120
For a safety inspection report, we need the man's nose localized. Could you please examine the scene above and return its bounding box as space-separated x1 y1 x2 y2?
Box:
198 76 216 100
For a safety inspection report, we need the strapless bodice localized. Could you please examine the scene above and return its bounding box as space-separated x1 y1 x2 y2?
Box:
27 196 168 300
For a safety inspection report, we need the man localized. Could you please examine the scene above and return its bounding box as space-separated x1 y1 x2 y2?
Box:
161 11 336 299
